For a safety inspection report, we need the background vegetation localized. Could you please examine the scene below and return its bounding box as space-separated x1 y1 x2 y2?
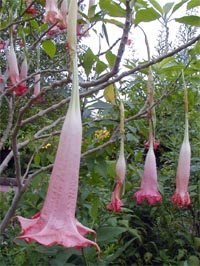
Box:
0 0 200 265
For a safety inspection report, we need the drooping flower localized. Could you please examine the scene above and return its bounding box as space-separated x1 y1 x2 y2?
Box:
171 76 191 207
107 102 126 212
15 0 100 256
8 44 20 85
171 130 191 207
107 148 126 212
19 57 28 87
134 141 162 205
33 74 43 102
44 0 62 24
60 0 68 28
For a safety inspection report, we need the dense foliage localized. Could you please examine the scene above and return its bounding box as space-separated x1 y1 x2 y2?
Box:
0 0 200 265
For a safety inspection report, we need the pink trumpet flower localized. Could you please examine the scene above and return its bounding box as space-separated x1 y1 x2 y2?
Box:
8 45 20 85
107 145 126 212
44 0 62 24
171 119 191 207
134 142 162 205
60 0 68 28
15 1 100 256
19 57 28 87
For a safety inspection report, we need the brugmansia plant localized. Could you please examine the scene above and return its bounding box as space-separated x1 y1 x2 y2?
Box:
15 0 100 256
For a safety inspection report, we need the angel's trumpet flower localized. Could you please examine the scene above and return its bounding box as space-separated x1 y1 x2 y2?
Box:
44 0 62 24
134 139 162 205
15 0 100 256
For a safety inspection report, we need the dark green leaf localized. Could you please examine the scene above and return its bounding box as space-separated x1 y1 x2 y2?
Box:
97 226 127 242
83 48 96 76
102 23 110 46
96 60 108 75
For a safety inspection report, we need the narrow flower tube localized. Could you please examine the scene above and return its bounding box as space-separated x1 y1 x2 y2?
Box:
107 102 126 212
33 74 40 97
15 0 100 256
134 140 162 205
8 44 19 85
60 0 68 28
19 57 28 87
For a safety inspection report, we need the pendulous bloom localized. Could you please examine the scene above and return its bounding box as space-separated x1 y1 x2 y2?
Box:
8 44 20 85
171 118 191 207
44 0 62 24
107 145 126 212
15 0 100 256
107 102 126 212
134 141 162 205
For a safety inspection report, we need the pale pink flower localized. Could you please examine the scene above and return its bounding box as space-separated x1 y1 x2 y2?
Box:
15 2 100 255
8 45 19 85
60 0 68 28
19 57 28 87
171 120 191 207
33 74 40 97
44 0 62 24
134 144 162 205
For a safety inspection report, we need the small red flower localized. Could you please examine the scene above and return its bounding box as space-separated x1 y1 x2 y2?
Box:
144 139 160 150
7 84 28 96
57 23 66 30
65 42 70 50
18 40 24 47
26 7 38 15
126 39 131 46
0 41 5 50
107 181 123 212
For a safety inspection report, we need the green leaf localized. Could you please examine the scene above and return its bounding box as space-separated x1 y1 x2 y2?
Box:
99 0 126 17
187 0 200 9
106 50 116 69
175 15 200 27
42 40 56 59
149 0 163 14
97 226 127 242
96 60 108 75
134 8 161 24
172 0 188 13
163 2 174 15
102 22 110 46
83 48 96 76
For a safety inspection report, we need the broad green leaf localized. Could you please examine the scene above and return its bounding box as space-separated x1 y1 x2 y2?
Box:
187 0 200 9
188 255 199 266
42 40 56 59
104 84 116 104
106 50 116 69
96 60 108 75
163 2 174 15
134 8 161 24
99 0 126 17
172 0 188 13
97 226 127 242
149 0 163 14
30 20 39 30
175 15 200 27
83 48 96 76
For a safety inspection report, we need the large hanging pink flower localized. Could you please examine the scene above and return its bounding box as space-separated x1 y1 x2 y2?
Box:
134 144 162 205
171 120 191 207
15 0 100 256
8 45 20 85
44 0 62 24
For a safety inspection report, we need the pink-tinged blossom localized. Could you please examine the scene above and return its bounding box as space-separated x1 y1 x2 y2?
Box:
33 74 43 102
107 147 126 212
107 102 126 213
134 143 162 205
44 0 62 24
60 0 68 28
171 119 191 207
19 57 28 87
15 0 100 256
8 45 20 85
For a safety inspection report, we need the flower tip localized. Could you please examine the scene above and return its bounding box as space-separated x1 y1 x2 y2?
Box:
171 192 191 207
134 190 162 205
